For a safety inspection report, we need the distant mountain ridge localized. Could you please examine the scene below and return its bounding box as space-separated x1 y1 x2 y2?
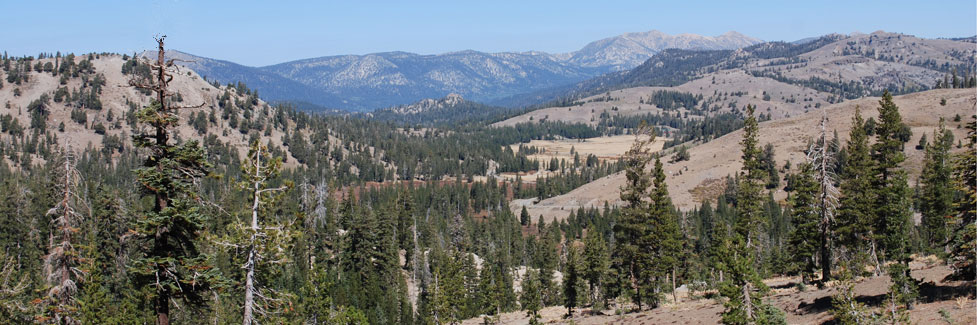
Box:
165 30 762 111
260 50 600 111
138 50 348 109
566 30 762 70
494 31 977 109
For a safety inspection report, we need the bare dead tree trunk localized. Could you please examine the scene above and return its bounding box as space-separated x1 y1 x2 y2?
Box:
44 142 83 325
742 282 753 321
630 265 640 310
153 38 173 320
869 235 883 277
804 108 838 284
243 145 262 325
411 212 420 315
671 268 678 304
817 111 835 283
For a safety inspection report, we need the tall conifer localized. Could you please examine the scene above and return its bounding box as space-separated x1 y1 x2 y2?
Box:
128 36 216 325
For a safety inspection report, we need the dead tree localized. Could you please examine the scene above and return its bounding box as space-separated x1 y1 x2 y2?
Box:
239 141 291 325
43 143 86 324
806 108 839 282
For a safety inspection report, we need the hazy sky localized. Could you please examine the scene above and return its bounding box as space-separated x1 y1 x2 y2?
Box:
2 0 975 66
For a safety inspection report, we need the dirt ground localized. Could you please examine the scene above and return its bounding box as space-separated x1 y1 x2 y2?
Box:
462 260 975 324
512 134 663 165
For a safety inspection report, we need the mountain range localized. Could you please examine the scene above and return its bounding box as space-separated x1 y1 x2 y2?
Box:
494 31 977 109
156 30 762 111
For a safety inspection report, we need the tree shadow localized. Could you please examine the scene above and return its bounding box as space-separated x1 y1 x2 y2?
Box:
796 293 887 316
917 281 974 303
795 280 974 319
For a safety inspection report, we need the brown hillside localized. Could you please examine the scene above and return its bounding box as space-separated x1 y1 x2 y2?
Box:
0 54 308 167
517 88 975 223
495 32 974 130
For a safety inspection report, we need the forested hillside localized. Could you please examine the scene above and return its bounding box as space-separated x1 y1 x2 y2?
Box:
0 34 973 325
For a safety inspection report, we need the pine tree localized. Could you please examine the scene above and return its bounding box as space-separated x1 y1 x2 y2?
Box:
830 270 875 325
835 106 879 274
948 117 976 279
520 269 542 324
583 226 609 309
735 105 766 250
396 190 415 268
430 249 465 324
536 232 559 307
0 250 28 323
128 36 216 325
520 205 531 226
787 163 819 283
871 91 917 310
719 105 780 324
612 123 654 310
919 118 954 252
563 244 583 317
612 123 655 310
76 262 111 325
646 156 682 305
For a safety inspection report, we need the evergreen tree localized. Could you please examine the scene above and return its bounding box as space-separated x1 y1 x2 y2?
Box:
520 269 542 325
0 250 29 323
128 37 216 325
830 270 875 325
612 123 654 310
76 262 112 325
430 249 465 324
871 91 917 310
719 105 780 324
948 117 976 279
563 244 583 317
787 163 819 283
919 118 954 252
645 156 682 305
835 106 879 274
582 226 609 309
735 105 766 250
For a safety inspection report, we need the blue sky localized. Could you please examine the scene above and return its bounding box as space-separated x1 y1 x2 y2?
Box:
2 0 974 66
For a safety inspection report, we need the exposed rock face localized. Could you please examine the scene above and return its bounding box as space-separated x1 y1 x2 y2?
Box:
386 93 467 115
567 30 762 71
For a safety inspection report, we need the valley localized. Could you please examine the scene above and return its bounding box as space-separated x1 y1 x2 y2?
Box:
0 10 974 324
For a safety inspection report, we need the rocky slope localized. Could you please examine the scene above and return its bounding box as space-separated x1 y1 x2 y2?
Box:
567 30 762 71
139 50 346 111
0 53 301 167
